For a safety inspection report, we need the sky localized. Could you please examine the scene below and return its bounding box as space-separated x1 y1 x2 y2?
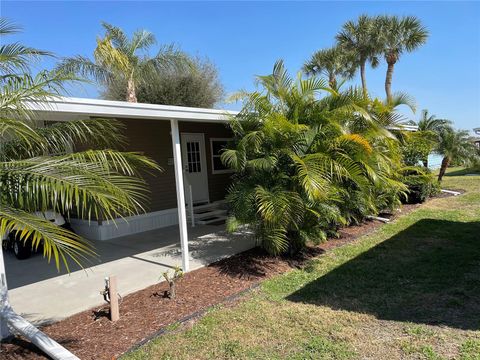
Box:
2 1 480 132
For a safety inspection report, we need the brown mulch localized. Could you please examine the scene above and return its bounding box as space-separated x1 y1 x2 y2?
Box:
0 202 426 360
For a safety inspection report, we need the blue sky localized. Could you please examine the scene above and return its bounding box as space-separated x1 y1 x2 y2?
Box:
2 1 480 131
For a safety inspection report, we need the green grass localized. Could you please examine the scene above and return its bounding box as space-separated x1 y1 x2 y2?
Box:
123 169 480 360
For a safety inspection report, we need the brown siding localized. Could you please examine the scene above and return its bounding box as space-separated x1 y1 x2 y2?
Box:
117 119 233 212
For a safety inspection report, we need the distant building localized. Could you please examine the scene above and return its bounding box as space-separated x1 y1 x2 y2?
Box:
472 127 480 148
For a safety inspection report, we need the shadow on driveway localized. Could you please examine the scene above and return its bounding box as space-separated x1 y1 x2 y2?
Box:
287 219 480 330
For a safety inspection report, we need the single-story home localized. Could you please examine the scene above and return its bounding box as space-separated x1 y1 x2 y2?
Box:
29 97 239 272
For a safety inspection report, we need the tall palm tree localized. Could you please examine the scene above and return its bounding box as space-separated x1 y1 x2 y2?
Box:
416 109 451 167
336 15 381 97
1 19 160 270
377 16 428 102
436 128 476 181
57 22 190 103
303 46 356 89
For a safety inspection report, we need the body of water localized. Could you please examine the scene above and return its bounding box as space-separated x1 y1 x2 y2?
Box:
428 153 443 169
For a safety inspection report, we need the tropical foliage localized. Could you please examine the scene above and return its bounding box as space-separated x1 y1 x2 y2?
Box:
223 61 407 255
0 19 159 270
303 46 356 89
401 131 436 167
336 14 380 97
376 15 428 102
436 128 477 181
57 22 191 103
413 109 451 167
302 15 428 101
400 167 439 203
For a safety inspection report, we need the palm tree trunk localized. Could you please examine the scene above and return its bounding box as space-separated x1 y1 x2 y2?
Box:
385 61 395 103
438 156 450 182
360 61 367 98
328 73 336 89
126 77 137 103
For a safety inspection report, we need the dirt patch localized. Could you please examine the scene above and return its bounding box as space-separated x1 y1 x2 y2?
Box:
0 201 428 360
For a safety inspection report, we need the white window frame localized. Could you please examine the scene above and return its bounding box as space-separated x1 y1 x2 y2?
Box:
210 138 234 175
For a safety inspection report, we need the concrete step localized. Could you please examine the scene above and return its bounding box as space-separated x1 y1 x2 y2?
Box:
190 200 226 212
188 209 227 220
196 215 228 225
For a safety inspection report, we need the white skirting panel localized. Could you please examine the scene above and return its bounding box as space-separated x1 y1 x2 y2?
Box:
70 208 179 241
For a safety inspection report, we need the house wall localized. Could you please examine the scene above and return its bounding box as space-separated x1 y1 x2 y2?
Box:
119 118 233 212
71 118 234 240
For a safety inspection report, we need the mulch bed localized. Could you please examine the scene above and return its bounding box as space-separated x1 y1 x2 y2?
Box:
0 202 425 359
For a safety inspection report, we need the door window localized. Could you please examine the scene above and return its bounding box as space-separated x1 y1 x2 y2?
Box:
186 141 201 173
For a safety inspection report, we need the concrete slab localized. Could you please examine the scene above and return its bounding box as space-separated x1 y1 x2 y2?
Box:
4 224 255 325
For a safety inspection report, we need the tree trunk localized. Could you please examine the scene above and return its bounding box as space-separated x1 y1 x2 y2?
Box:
360 61 367 98
328 73 336 89
126 77 137 103
438 156 450 182
385 61 395 103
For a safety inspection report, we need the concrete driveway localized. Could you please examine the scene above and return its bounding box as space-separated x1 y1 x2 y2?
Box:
4 224 255 325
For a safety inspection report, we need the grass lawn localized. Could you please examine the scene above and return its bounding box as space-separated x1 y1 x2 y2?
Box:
124 168 480 360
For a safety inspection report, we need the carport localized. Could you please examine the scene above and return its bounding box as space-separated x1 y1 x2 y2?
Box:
5 223 254 324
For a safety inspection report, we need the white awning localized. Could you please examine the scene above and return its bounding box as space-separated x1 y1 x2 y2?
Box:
26 96 238 123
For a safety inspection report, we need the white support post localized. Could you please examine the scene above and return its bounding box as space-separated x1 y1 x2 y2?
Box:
188 184 195 228
170 119 190 273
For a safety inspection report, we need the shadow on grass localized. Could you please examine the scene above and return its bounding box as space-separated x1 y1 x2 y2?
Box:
287 219 480 330
445 167 480 176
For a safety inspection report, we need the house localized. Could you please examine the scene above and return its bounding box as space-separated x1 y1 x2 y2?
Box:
29 97 239 272
473 127 480 148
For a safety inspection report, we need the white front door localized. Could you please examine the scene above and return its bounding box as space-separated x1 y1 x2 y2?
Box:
181 133 209 204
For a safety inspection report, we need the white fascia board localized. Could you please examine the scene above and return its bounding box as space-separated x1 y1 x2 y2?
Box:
386 125 418 132
26 96 239 123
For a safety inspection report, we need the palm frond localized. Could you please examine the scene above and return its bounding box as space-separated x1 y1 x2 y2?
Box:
0 206 96 271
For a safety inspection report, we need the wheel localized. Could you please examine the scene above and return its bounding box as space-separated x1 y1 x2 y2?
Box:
12 235 32 260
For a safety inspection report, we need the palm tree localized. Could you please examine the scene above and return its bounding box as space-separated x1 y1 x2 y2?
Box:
57 22 190 103
223 61 405 255
336 15 381 97
1 19 160 270
377 16 428 102
416 109 451 167
437 128 476 181
0 18 52 73
303 46 356 89
417 109 451 132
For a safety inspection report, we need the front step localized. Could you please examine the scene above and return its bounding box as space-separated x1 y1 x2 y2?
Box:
191 209 227 220
187 200 227 225
196 215 228 225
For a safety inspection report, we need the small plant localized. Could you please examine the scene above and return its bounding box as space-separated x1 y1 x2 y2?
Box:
161 266 184 299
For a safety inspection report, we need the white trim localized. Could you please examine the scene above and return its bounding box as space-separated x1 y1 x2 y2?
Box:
26 96 237 123
386 124 418 132
210 138 235 175
70 208 179 241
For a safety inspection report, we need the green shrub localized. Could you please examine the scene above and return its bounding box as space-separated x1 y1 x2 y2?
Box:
223 62 406 255
401 167 440 204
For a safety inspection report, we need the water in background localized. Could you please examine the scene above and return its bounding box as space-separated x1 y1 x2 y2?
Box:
428 153 443 169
